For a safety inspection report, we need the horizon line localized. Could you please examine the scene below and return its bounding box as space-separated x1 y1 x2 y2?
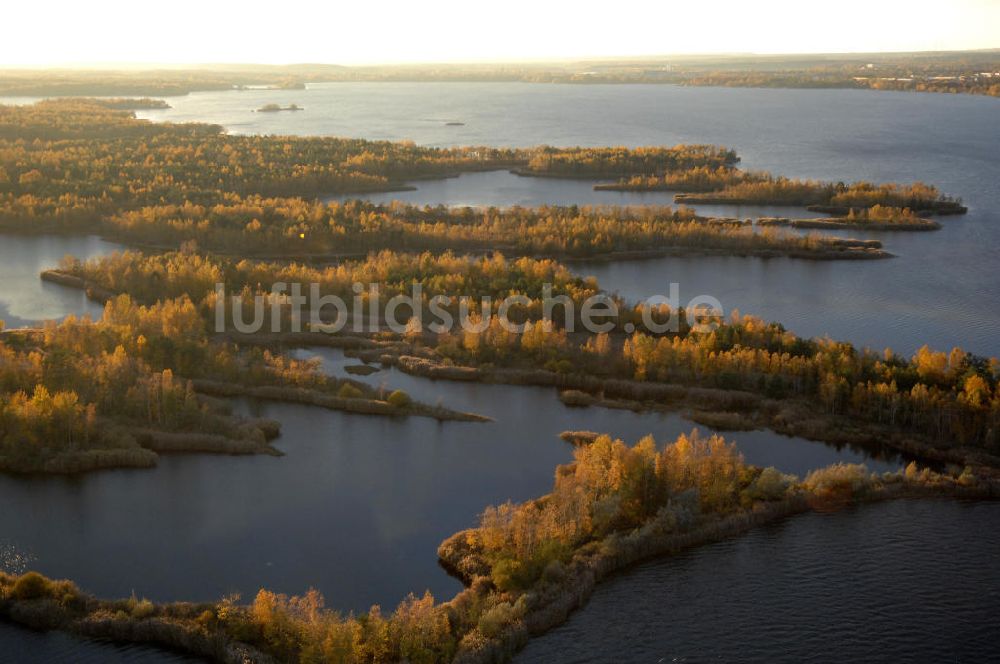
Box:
3 47 1000 71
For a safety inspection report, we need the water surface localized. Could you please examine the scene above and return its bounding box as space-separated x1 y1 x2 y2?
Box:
0 621 200 663
518 499 1000 663
0 235 124 328
0 348 900 616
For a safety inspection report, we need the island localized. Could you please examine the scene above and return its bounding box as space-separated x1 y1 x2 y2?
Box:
756 206 942 231
255 103 304 112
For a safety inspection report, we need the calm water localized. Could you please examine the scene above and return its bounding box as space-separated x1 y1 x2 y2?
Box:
0 347 899 618
0 621 203 663
328 168 833 220
129 83 1000 357
518 499 1000 663
0 235 123 328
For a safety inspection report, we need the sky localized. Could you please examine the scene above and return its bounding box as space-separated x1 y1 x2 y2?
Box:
3 0 999 67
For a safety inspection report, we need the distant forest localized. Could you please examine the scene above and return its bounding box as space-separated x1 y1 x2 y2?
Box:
2 50 999 97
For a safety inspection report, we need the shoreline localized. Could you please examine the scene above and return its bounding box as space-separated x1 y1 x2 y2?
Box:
189 378 492 423
182 333 997 474
2 476 995 663
437 481 1000 664
23 231 891 267
0 422 282 476
673 193 968 216
371 353 999 472
757 216 941 231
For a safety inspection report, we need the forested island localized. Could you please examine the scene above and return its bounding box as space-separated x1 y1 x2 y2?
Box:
673 178 966 215
600 169 964 217
0 292 487 474
256 104 303 113
756 208 941 231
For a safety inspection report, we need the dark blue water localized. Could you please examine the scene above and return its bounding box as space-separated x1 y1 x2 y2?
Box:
518 499 1000 663
0 621 203 663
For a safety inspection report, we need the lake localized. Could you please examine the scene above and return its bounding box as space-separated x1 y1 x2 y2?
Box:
1 83 997 658
0 234 122 329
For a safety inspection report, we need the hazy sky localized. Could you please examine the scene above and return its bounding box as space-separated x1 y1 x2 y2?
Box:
4 0 999 66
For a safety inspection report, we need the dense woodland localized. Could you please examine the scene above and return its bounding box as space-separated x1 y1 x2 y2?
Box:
674 176 965 213
428 311 1000 451
0 69 309 97
0 306 234 471
51 248 1000 452
665 50 1000 98
0 99 944 260
595 165 765 192
474 431 753 589
0 100 726 223
61 249 594 319
604 168 965 215
755 206 942 231
589 162 964 219
678 70 1000 97
0 293 435 472
58 249 700 337
518 145 738 177
102 199 869 258
0 99 521 228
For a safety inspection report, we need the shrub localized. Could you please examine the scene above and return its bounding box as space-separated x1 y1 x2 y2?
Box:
544 359 575 374
197 609 217 628
490 558 525 593
541 559 567 584
803 463 873 496
12 572 51 600
50 580 82 608
958 466 978 487
744 467 791 501
337 383 364 399
131 596 156 619
558 390 595 407
477 601 521 638
387 390 412 408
